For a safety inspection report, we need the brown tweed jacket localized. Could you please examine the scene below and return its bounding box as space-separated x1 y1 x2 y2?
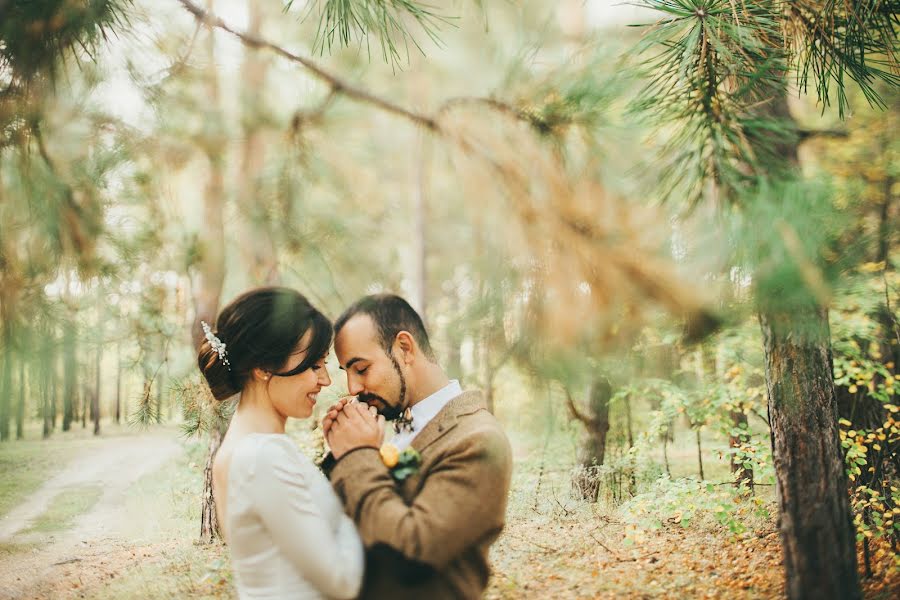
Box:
327 390 513 599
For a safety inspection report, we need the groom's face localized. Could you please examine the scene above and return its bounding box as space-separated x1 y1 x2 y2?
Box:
335 314 407 420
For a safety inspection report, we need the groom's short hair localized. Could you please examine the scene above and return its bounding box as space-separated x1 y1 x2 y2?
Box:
335 294 436 361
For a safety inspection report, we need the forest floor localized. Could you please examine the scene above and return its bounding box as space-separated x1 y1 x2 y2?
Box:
0 426 897 599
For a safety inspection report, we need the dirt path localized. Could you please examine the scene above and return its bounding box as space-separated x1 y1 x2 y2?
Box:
0 431 183 599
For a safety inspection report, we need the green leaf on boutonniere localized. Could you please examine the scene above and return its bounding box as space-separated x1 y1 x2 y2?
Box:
390 447 422 481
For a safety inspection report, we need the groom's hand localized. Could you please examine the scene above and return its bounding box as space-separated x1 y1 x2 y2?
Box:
322 396 353 436
327 402 385 460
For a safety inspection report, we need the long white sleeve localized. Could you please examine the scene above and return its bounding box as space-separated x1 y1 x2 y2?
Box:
251 437 364 600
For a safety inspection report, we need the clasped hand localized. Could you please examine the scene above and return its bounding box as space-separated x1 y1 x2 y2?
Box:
322 397 385 459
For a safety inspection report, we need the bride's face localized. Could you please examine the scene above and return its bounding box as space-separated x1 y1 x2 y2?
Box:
266 332 332 420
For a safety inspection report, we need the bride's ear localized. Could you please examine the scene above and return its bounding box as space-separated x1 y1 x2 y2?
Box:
252 368 271 382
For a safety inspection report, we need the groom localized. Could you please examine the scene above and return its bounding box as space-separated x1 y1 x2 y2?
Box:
322 294 513 599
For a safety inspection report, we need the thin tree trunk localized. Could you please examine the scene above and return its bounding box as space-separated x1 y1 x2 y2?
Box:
42 334 52 439
622 394 637 496
413 132 429 324
695 429 704 480
760 307 860 600
62 321 75 431
0 330 11 441
50 333 57 431
190 0 227 350
93 287 102 435
200 427 224 543
16 359 25 440
195 1 229 544
115 342 121 424
155 368 165 425
235 0 279 287
93 341 101 436
662 434 671 477
81 383 87 429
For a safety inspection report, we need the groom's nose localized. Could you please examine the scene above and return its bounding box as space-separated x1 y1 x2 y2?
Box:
347 378 364 396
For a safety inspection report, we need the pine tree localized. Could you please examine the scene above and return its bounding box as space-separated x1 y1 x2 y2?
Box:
628 2 898 598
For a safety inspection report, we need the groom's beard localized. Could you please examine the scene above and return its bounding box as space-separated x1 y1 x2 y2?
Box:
358 355 407 421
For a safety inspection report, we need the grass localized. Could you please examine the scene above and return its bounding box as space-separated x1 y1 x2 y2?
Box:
22 485 104 534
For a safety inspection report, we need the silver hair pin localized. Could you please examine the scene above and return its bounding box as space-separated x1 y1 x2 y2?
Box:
201 321 231 370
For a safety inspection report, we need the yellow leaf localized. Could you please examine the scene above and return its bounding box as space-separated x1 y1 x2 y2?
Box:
848 385 858 394
859 262 886 273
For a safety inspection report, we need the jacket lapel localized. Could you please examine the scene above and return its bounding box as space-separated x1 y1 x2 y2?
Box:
411 390 486 454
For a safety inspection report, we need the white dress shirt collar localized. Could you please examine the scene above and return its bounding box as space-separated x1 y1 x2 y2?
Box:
391 380 463 450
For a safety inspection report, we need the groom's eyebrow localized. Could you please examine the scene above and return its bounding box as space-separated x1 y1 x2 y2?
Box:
341 357 364 371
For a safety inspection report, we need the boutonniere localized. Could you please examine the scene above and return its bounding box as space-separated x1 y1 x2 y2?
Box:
379 444 421 481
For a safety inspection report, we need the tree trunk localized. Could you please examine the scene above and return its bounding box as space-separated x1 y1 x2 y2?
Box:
754 86 861 600
195 1 229 543
695 429 704 480
570 378 613 501
62 321 75 431
93 341 101 436
81 383 87 429
16 359 25 440
413 132 429 324
760 307 860 600
190 0 227 350
234 0 279 287
115 342 121 424
50 333 57 431
155 369 165 424
42 334 52 439
0 328 11 441
200 427 223 543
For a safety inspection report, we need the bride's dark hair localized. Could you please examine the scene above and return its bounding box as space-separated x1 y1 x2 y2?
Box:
198 287 333 402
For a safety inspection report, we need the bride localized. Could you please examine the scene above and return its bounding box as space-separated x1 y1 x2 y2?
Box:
198 287 377 599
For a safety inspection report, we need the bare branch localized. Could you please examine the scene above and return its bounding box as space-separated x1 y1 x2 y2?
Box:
177 0 439 132
564 386 597 428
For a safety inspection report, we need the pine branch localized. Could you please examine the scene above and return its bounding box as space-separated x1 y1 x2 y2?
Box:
0 0 133 82
629 0 792 208
177 0 439 132
786 0 900 117
287 0 452 68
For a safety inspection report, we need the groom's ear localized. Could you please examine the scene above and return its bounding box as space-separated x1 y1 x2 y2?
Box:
394 331 416 364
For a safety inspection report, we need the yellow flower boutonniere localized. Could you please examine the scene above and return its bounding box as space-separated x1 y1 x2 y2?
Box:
380 444 421 481
379 444 400 468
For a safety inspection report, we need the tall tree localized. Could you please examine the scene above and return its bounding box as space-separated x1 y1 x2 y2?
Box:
630 1 898 597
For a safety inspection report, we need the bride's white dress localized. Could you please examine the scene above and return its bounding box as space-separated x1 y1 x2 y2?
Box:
226 433 364 600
